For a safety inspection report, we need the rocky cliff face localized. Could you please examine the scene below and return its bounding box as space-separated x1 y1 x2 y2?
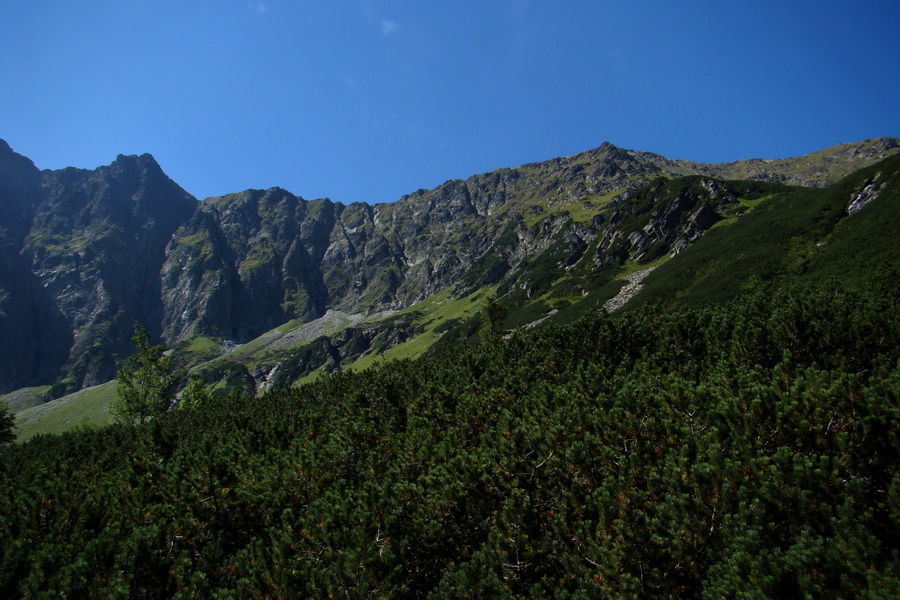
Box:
0 143 196 393
0 141 52 390
1 137 898 395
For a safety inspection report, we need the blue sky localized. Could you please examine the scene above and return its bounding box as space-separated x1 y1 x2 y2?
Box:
1 1 898 204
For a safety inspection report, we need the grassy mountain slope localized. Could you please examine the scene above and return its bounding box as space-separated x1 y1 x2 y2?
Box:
11 382 117 443
647 136 900 187
629 152 900 308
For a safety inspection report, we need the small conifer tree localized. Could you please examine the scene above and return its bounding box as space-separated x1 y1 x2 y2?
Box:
178 377 211 411
0 403 15 444
481 295 507 339
113 324 178 424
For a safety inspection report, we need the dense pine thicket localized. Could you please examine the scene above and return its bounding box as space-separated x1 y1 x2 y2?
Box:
2 282 900 598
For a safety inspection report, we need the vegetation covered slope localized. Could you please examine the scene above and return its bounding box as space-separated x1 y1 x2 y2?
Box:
1 278 899 598
481 151 900 334
629 152 900 309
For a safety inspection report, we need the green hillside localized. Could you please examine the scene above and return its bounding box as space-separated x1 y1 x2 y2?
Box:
630 153 900 308
11 382 117 443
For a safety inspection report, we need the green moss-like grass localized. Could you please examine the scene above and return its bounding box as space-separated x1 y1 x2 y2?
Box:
1 385 52 413
348 286 497 371
13 381 118 442
174 336 225 369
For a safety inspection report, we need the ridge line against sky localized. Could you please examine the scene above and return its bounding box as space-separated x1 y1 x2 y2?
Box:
1 1 898 204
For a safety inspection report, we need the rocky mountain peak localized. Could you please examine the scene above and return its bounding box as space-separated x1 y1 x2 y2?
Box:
0 139 40 191
112 151 160 168
0 148 200 393
105 152 170 187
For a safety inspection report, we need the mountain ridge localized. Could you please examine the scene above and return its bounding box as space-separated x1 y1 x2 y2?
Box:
1 136 898 397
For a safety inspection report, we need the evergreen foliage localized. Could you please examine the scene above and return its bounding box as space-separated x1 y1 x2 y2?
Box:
480 295 508 339
1 281 899 597
0 404 14 445
112 324 179 425
178 378 213 412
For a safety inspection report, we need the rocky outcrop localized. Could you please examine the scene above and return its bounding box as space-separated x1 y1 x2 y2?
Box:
590 177 748 270
847 172 891 216
163 189 340 342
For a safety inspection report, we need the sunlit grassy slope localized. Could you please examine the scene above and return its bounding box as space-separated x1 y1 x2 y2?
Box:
1 385 51 413
348 286 497 371
13 381 117 442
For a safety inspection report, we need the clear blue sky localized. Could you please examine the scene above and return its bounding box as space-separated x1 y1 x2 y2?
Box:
2 1 898 204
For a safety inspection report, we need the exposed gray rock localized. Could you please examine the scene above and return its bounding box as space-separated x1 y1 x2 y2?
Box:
847 177 882 216
603 266 659 313
0 145 196 393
